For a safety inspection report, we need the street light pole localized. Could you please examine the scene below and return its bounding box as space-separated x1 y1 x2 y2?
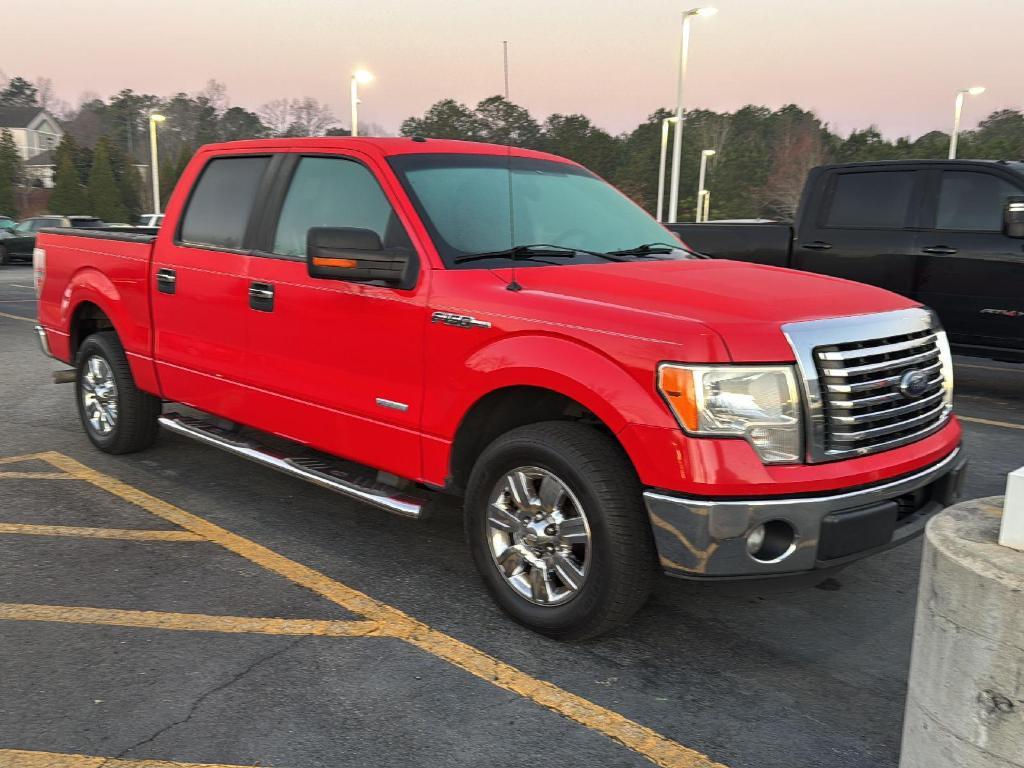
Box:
656 117 677 222
350 69 374 137
949 86 985 159
148 113 166 215
667 6 716 224
696 148 715 222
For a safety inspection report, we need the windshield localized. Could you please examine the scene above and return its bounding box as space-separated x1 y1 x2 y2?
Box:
388 154 689 269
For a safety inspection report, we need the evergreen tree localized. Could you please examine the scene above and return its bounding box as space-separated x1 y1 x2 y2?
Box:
0 129 23 218
0 76 39 107
107 141 143 219
87 140 127 221
49 136 89 214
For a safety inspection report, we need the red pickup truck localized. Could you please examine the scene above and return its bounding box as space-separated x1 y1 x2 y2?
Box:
33 137 966 639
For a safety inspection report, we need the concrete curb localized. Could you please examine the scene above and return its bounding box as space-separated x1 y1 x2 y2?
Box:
900 496 1024 768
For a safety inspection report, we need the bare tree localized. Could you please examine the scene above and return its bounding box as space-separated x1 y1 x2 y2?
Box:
198 79 229 116
288 97 336 137
258 98 292 136
35 77 55 111
758 119 827 219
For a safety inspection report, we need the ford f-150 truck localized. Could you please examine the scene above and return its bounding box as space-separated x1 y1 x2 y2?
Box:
34 138 966 639
668 160 1024 363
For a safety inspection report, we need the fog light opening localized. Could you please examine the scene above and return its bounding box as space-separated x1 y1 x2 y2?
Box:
746 520 797 563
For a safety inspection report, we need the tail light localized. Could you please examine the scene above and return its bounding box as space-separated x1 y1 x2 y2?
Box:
33 247 45 297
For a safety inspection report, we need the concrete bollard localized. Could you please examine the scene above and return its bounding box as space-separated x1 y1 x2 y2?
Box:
900 496 1024 768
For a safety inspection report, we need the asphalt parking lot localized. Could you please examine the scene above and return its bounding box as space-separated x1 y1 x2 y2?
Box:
1 263 1022 768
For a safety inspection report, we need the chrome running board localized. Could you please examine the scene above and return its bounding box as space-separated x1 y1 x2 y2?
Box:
158 413 424 519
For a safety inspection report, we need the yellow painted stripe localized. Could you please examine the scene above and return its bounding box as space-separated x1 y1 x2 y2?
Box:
0 471 74 480
0 310 34 323
0 602 381 638
0 748 254 767
0 453 56 466
0 523 205 542
959 415 1024 431
37 450 727 768
955 362 1024 374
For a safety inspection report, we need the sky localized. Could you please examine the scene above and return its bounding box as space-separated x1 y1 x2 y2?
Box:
4 0 1020 139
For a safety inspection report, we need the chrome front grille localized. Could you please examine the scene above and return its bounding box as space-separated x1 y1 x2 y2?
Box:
814 330 949 456
782 308 954 463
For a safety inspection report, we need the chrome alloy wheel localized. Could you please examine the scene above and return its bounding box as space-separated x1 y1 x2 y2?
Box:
80 355 119 436
486 466 592 606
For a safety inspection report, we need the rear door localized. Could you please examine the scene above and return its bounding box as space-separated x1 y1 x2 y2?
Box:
242 151 429 479
151 153 274 418
792 167 925 296
916 167 1024 352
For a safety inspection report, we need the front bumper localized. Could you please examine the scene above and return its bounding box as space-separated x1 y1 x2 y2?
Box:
644 446 967 578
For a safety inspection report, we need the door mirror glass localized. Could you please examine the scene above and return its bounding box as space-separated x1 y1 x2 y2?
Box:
307 227 412 287
1005 197 1024 239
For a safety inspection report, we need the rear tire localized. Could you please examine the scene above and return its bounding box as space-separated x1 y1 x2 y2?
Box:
75 331 161 454
465 421 656 641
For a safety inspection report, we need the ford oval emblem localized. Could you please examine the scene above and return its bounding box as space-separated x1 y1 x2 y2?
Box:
899 369 931 398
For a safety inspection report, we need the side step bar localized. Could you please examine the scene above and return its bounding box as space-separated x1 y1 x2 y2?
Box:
158 413 424 519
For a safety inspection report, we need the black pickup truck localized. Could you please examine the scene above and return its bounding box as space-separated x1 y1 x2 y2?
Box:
669 160 1024 363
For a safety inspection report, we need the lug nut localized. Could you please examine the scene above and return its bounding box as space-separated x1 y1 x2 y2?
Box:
544 524 557 536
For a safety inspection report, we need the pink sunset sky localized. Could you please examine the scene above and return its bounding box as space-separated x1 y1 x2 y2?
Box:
5 0 1020 138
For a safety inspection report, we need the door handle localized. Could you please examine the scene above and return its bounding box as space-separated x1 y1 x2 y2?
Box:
249 282 274 312
156 268 176 295
800 241 833 250
922 245 958 255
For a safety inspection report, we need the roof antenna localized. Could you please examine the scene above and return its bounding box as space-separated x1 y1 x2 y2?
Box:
503 40 522 292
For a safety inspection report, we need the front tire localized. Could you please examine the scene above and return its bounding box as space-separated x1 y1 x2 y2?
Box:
75 331 161 454
465 421 656 640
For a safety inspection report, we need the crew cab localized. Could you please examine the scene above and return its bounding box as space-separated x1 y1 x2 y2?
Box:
34 138 966 639
669 160 1024 363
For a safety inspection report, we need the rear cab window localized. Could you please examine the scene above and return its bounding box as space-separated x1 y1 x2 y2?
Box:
823 171 917 229
179 156 271 250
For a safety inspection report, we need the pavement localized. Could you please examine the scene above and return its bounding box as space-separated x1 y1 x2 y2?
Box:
0 262 1022 768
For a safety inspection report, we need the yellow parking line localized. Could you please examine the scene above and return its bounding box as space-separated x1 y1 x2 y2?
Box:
959 415 1024 431
0 603 381 638
956 362 1023 374
37 450 727 768
0 471 75 480
0 748 253 767
0 453 58 466
0 310 33 323
0 524 205 542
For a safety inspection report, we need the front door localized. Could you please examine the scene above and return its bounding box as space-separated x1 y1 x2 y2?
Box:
151 154 272 418
793 167 925 298
243 152 429 480
915 167 1024 352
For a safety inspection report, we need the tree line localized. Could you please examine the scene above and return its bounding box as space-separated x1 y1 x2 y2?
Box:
1 73 1022 222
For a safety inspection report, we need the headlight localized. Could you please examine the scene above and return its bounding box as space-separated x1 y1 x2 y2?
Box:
658 364 803 464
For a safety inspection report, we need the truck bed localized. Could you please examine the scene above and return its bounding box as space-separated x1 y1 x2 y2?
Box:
667 222 793 267
36 228 158 377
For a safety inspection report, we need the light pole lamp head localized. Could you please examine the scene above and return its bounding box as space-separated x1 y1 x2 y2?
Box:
702 149 716 157
353 69 374 85
687 6 718 18
149 113 166 124
966 86 986 96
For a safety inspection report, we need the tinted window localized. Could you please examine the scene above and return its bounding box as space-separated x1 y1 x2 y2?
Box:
179 156 270 249
825 171 916 229
272 157 408 258
936 171 1020 231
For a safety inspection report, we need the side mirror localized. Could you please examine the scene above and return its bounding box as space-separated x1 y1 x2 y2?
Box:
1005 196 1024 239
307 227 413 287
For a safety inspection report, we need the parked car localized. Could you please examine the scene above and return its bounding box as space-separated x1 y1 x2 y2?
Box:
136 213 164 228
0 216 16 232
668 160 1024 363
0 215 106 264
34 138 966 639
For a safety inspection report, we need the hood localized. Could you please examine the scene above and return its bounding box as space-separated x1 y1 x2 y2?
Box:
502 259 916 362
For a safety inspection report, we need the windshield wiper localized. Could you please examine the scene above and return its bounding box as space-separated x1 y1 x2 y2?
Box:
606 241 700 258
453 243 625 265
